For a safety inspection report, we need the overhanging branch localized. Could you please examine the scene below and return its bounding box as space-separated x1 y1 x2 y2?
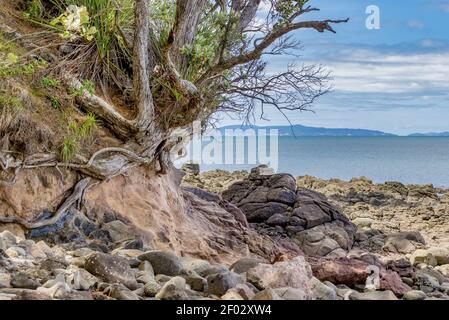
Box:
196 17 349 85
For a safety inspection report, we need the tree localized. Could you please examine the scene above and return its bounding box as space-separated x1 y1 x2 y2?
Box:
1 0 348 183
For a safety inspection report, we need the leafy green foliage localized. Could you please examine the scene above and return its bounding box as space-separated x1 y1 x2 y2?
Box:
149 0 176 44
23 0 44 19
180 10 243 82
48 95 61 109
69 79 95 96
80 79 95 95
274 0 308 21
41 76 61 88
0 34 40 78
37 1 134 87
52 0 133 55
0 58 36 78
153 76 182 102
50 5 97 41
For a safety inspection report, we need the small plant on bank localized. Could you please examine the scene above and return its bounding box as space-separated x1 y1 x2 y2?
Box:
0 94 23 109
48 95 61 109
41 76 61 88
60 113 97 162
50 5 97 41
60 135 77 163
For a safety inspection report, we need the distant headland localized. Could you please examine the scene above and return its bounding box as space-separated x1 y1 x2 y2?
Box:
219 125 449 137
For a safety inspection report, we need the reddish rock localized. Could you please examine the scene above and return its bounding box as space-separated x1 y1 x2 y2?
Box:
385 259 416 278
309 257 411 297
309 257 369 285
380 270 411 297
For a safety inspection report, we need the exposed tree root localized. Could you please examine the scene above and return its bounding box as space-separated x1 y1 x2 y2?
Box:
0 147 152 182
0 177 92 229
63 76 137 139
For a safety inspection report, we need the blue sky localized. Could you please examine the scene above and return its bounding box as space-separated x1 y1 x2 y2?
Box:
222 0 449 135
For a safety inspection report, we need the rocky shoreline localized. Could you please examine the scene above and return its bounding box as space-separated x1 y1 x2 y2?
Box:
182 166 449 299
1 165 448 300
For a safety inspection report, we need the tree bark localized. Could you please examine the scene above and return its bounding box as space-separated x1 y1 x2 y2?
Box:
168 0 209 76
133 0 155 131
232 0 262 33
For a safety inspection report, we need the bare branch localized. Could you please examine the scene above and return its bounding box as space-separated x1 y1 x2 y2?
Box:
232 0 262 33
214 61 331 123
196 17 349 85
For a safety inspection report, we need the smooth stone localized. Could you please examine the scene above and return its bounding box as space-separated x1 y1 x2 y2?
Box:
435 265 449 278
37 282 71 299
138 261 155 275
65 267 98 291
5 246 26 258
84 252 138 290
414 271 441 293
251 288 281 300
230 257 264 274
350 290 398 300
144 280 162 297
0 293 14 300
186 273 206 292
207 272 243 296
226 283 256 300
156 276 190 300
181 257 211 275
155 274 172 283
0 231 18 251
403 290 427 300
107 284 141 300
111 248 144 259
138 251 184 276
26 243 47 259
1 288 52 300
310 277 337 300
274 287 310 300
102 220 134 243
199 265 229 278
136 271 155 285
10 273 40 290
0 273 11 289
64 291 94 300
410 249 438 267
246 256 313 299
221 291 244 300
69 248 95 257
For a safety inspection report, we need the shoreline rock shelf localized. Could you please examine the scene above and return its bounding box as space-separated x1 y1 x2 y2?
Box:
0 165 449 300
222 166 357 258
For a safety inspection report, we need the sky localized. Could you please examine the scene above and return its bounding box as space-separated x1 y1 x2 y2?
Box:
221 0 449 135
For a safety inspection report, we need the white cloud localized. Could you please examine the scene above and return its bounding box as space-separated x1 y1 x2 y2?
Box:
407 20 425 29
321 51 449 94
429 0 449 12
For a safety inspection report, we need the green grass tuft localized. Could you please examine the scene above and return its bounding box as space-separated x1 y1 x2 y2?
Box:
41 76 61 88
60 113 97 162
60 135 78 163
